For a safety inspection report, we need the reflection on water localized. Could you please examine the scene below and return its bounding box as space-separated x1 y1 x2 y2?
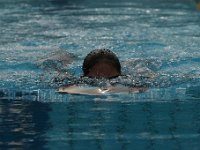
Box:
1 94 200 149
1 96 193 150
0 99 51 149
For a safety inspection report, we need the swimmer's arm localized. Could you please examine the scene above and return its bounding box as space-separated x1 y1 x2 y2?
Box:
58 85 148 95
58 85 104 95
108 86 148 93
37 49 76 72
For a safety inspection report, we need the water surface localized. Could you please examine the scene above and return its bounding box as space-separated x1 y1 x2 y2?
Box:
0 0 200 149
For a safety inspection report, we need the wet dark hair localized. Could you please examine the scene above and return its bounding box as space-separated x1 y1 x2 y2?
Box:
82 49 121 76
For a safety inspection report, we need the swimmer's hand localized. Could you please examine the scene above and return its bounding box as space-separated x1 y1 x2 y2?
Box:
58 85 148 95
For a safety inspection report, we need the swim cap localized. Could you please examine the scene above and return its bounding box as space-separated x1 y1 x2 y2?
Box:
82 49 121 78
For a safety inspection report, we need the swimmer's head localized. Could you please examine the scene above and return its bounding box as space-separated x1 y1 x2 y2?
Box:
82 49 121 79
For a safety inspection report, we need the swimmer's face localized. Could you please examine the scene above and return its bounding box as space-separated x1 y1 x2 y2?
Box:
87 61 120 78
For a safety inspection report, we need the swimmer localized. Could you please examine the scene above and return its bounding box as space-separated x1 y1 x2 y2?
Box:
58 49 148 95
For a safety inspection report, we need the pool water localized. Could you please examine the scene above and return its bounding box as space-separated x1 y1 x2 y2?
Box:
0 0 200 149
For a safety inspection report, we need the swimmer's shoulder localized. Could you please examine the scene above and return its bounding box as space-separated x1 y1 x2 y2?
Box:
58 85 103 95
58 85 148 95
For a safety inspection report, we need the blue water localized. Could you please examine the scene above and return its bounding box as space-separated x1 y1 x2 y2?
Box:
0 0 200 149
